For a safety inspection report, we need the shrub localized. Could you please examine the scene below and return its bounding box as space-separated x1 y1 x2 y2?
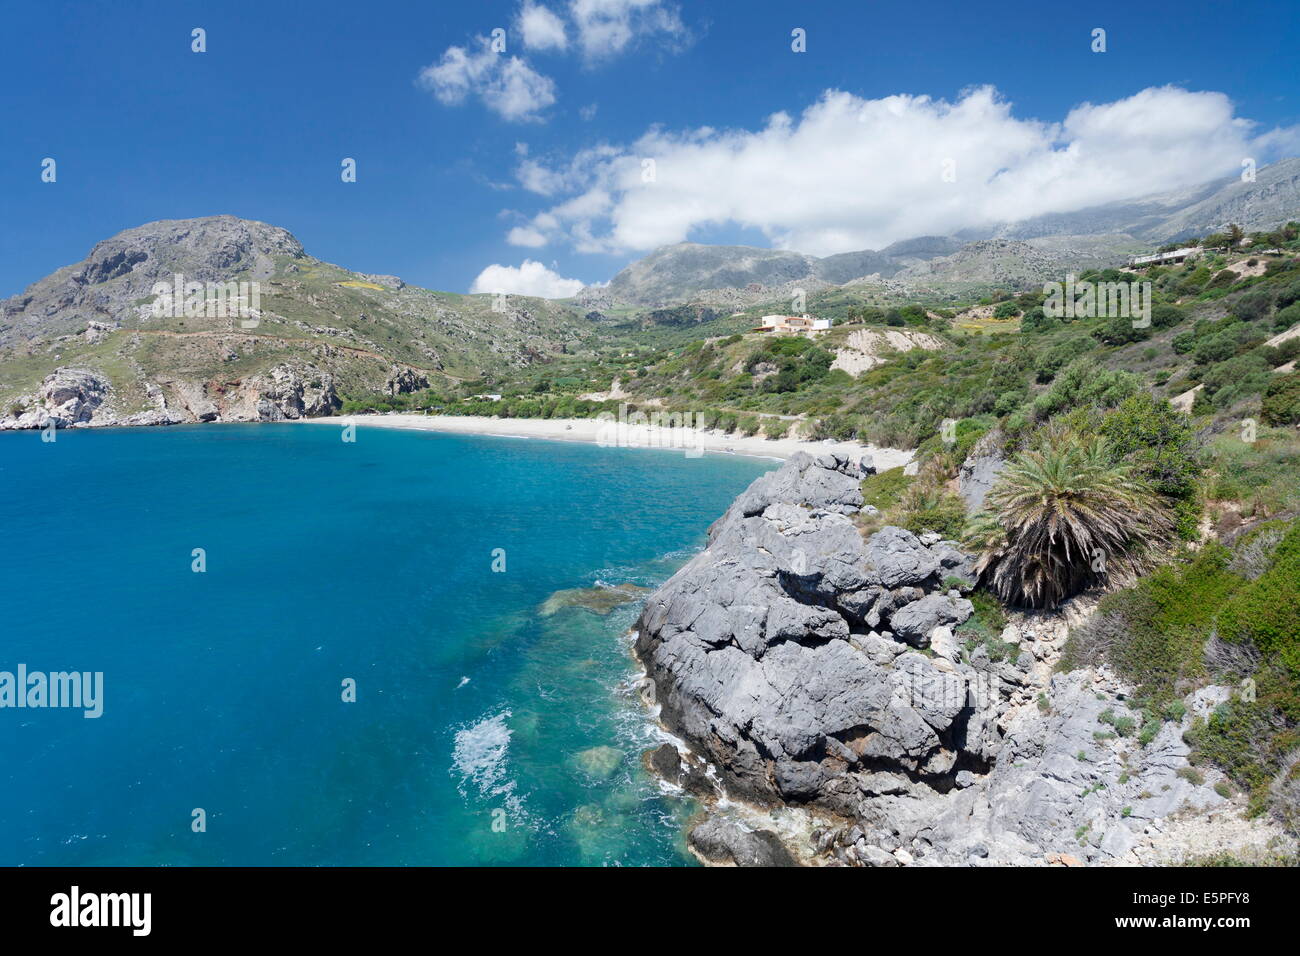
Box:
1031 360 1141 421
1092 316 1151 346
899 482 968 539
1151 303 1187 329
1261 373 1300 427
860 467 911 511
1019 306 1053 333
1097 393 1202 538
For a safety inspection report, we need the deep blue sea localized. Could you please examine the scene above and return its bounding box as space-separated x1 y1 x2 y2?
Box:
0 423 773 866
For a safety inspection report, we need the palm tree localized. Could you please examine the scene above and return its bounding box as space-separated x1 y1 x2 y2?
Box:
968 428 1171 609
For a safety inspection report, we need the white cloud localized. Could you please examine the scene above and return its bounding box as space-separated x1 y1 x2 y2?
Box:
505 85 1292 255
569 0 688 61
506 226 549 247
516 158 566 195
470 260 587 297
419 2 690 123
416 38 556 122
518 2 568 51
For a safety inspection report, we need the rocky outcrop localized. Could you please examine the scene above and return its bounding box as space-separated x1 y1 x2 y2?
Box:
0 367 114 429
384 366 430 396
222 364 340 422
688 815 798 867
830 329 946 378
635 451 1286 866
0 362 339 430
634 451 984 814
822 668 1248 866
1 215 304 347
957 430 1007 511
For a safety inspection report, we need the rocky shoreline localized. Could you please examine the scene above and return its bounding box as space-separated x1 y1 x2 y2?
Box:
0 364 343 431
632 451 1292 866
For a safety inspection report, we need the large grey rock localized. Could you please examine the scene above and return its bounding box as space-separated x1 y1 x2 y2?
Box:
222 363 340 422
635 454 985 811
889 593 974 646
863 527 941 588
957 431 1006 511
723 451 864 519
688 815 798 867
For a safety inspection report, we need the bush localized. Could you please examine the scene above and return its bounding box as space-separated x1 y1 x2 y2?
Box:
1031 359 1141 421
1274 302 1300 332
761 418 790 440
860 467 911 510
1261 372 1300 427
1020 306 1054 333
1215 522 1300 682
898 482 967 539
1092 316 1151 346
1097 393 1201 535
1151 303 1187 329
1233 289 1274 322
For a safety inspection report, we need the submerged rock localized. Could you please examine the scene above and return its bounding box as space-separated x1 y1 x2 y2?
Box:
570 745 625 781
540 582 649 617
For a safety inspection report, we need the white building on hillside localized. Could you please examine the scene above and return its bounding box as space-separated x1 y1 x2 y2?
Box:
752 314 832 335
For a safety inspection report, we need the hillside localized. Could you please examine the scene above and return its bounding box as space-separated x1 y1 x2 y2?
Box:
0 216 596 426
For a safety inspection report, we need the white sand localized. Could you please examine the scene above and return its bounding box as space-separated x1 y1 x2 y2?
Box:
297 413 915 470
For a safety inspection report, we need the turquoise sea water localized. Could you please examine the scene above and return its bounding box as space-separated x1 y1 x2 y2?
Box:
0 423 773 866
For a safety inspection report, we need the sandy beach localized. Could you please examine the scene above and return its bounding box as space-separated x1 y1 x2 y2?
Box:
297 413 915 470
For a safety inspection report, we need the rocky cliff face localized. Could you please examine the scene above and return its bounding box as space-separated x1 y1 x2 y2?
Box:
1 216 303 348
0 362 340 430
636 452 1281 866
634 451 988 813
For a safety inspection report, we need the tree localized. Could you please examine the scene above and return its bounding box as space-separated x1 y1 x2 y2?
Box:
969 428 1172 609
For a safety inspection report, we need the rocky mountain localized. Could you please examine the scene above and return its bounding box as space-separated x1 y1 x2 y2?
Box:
600 236 966 309
597 158 1300 309
635 452 1275 866
992 156 1300 244
0 216 596 428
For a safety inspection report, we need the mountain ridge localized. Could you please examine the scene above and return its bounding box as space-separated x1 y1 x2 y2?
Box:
594 158 1300 309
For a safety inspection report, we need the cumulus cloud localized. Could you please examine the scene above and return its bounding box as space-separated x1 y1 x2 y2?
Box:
505 85 1292 255
417 37 557 122
419 1 688 123
518 2 568 51
568 0 689 61
470 260 587 297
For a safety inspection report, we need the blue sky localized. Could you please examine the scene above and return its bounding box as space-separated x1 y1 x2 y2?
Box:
2 0 1298 298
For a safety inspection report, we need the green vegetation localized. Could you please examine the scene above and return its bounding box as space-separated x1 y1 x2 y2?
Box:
859 467 911 511
1062 518 1300 821
967 428 1171 609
